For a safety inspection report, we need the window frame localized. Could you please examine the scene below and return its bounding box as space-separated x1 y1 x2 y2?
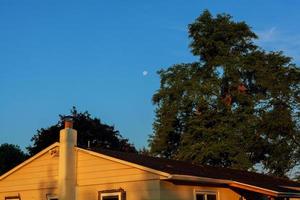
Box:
194 190 218 200
5 195 21 200
100 192 121 200
46 194 58 200
98 189 126 200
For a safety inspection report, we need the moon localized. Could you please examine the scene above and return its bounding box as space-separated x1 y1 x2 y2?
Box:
142 71 148 76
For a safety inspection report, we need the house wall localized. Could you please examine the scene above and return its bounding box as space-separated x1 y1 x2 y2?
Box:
76 150 162 200
0 146 293 200
0 146 59 199
160 181 241 200
0 148 163 200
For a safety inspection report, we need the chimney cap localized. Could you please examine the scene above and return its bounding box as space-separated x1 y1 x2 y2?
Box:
63 115 74 121
63 115 74 128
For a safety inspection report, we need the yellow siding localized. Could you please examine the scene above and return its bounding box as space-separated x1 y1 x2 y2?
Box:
0 189 59 200
77 180 161 200
160 181 241 200
0 147 59 199
76 150 241 200
77 150 162 185
0 147 163 200
0 146 249 200
76 150 162 200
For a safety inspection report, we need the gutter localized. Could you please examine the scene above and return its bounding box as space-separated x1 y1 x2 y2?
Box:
167 174 300 198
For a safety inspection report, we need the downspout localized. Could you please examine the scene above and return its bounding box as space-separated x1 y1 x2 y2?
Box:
58 116 77 200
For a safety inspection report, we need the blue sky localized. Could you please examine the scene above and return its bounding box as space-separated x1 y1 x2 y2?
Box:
0 0 299 151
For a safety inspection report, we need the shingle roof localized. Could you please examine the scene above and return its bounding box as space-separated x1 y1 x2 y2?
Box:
90 148 300 194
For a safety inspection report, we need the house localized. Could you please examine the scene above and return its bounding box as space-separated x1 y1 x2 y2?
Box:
1 119 300 200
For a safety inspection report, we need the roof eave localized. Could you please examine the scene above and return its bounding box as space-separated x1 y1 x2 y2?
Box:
167 174 300 197
277 192 300 198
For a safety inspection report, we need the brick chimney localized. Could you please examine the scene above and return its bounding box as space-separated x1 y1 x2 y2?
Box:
58 116 77 200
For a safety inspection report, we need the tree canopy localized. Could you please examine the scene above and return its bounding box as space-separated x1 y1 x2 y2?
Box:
27 107 136 156
149 10 300 177
0 143 27 175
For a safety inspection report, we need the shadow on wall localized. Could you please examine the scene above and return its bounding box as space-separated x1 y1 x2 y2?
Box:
39 152 58 200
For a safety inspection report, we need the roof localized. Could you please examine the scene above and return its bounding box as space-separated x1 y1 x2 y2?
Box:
1 143 300 198
89 147 300 197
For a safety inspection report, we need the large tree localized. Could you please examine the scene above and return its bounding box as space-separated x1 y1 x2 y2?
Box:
27 107 136 156
149 10 300 177
0 143 27 175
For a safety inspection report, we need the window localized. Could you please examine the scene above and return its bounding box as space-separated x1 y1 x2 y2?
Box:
98 189 125 200
46 194 58 200
5 196 21 200
101 192 120 200
195 191 217 200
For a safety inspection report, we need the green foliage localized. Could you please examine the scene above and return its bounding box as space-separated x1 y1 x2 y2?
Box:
149 10 300 177
138 147 151 156
27 107 136 156
0 143 28 175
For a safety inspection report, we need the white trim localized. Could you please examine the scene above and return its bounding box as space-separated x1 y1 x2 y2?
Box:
77 147 170 178
0 143 60 180
46 194 58 200
5 197 20 200
230 181 279 194
281 186 300 192
168 174 300 197
100 192 121 200
169 174 277 194
194 189 218 200
230 181 300 197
